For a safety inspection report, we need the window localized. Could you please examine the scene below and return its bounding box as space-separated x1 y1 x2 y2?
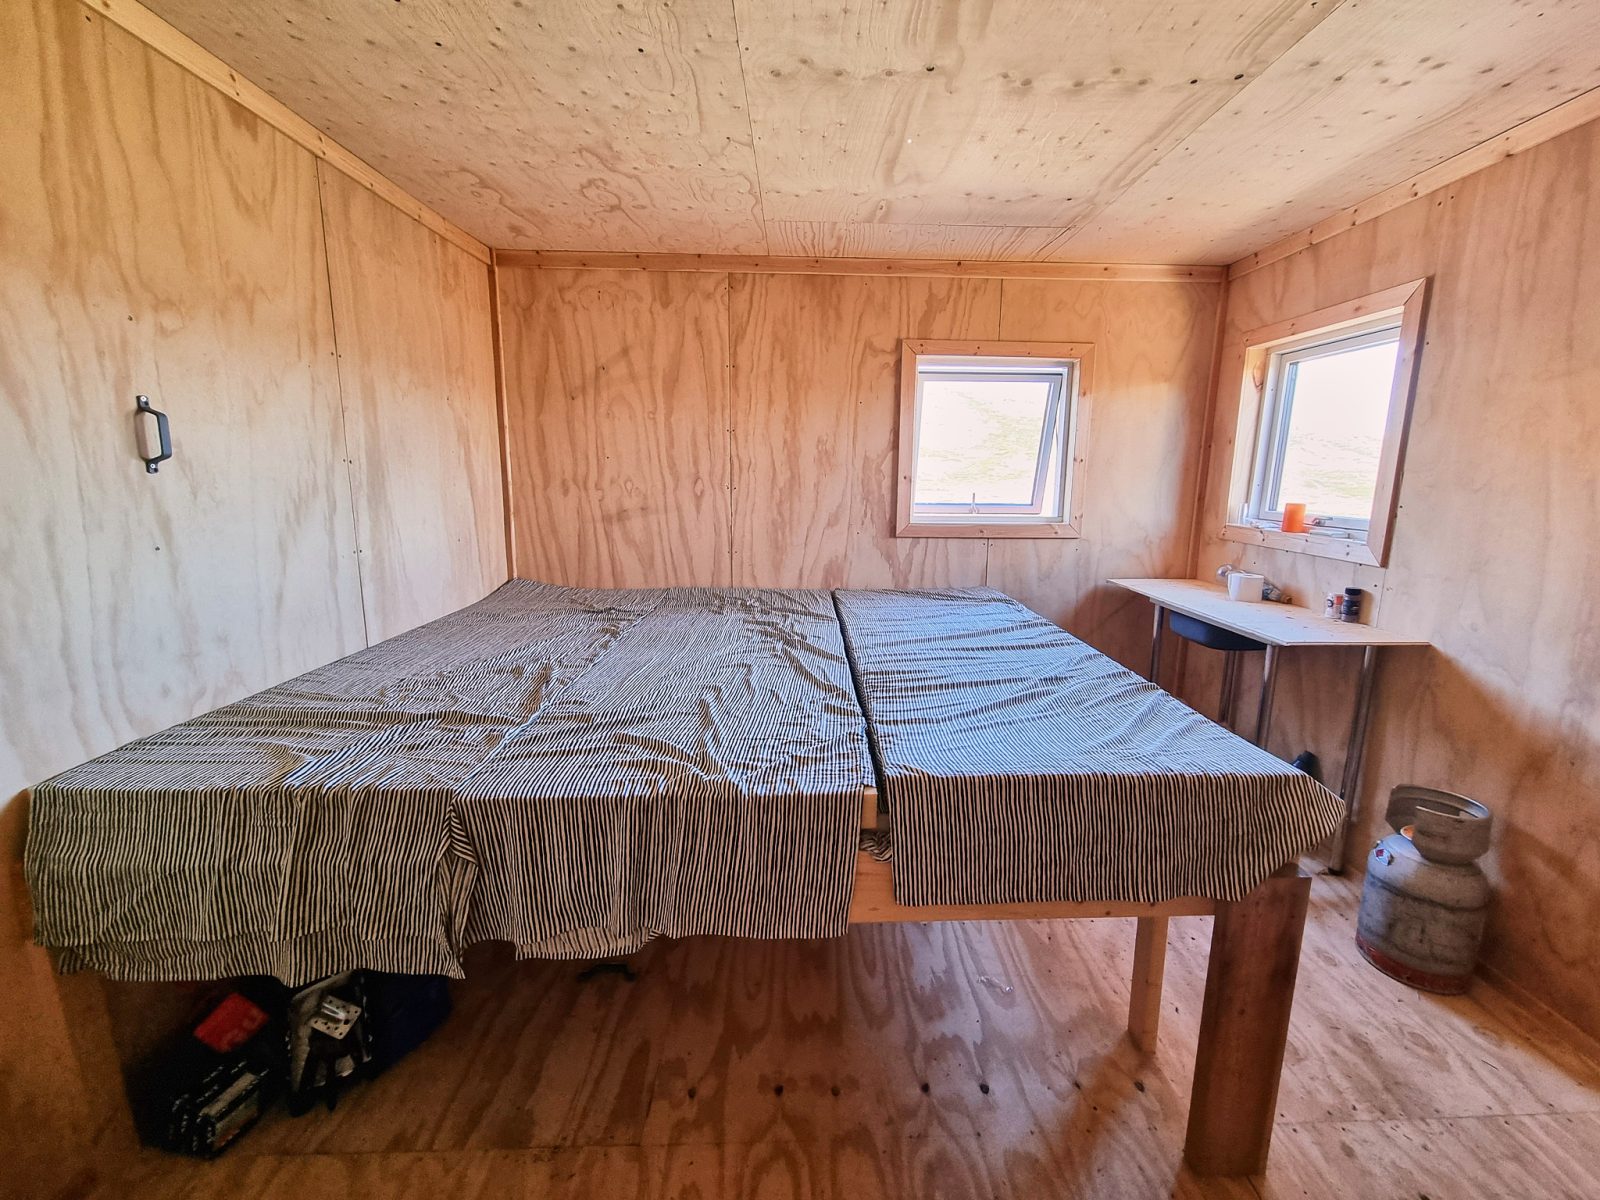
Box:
896 340 1092 538
1223 279 1429 567
1247 318 1402 532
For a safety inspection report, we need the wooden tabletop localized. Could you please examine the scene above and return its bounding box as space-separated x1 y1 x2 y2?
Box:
1109 578 1430 648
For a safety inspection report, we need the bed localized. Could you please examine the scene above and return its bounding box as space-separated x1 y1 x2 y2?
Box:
24 579 1342 1175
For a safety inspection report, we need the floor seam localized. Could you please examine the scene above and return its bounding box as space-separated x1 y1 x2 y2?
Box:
1275 1107 1600 1129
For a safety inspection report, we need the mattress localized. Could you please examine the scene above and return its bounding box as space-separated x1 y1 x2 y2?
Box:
25 581 872 982
833 587 1344 907
27 581 1342 985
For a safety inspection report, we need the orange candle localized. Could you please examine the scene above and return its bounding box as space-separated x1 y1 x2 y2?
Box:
1281 502 1308 533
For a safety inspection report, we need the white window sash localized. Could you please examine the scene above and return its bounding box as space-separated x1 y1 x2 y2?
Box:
1246 321 1402 531
910 364 1073 521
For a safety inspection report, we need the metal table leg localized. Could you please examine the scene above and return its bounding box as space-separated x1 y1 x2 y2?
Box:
1148 603 1167 685
1328 645 1380 874
1253 644 1281 747
1219 653 1240 729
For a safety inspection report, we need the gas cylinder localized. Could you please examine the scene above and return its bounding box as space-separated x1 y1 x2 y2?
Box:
1355 786 1492 995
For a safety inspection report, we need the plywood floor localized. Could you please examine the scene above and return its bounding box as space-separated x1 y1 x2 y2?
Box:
108 877 1600 1199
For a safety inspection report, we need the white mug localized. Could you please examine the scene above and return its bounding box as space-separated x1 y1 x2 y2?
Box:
1227 572 1266 602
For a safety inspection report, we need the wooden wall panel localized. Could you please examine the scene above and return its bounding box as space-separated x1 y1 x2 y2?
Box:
0 0 366 801
841 279 1002 591
502 268 1216 665
725 273 1001 591
319 163 507 642
3 3 515 1193
1189 114 1600 1039
987 280 1220 669
1 0 365 1192
727 273 874 587
499 268 734 588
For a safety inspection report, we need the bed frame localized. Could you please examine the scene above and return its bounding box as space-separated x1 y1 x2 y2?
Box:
38 779 1310 1181
854 785 1311 1177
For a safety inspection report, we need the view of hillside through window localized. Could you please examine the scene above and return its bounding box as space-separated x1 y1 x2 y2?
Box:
1271 337 1399 522
912 374 1063 513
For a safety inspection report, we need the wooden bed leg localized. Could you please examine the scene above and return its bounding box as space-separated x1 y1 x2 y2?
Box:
1183 870 1312 1177
1127 915 1168 1053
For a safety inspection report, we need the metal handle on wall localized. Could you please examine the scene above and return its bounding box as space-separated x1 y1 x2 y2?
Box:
135 394 172 474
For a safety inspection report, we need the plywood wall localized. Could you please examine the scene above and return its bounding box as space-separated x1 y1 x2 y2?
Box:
498 266 1219 667
0 1 505 1193
499 269 734 588
1190 115 1600 1039
319 163 506 642
1 3 353 1191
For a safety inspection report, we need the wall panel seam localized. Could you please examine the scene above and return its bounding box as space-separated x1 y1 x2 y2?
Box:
488 255 518 581
313 160 372 649
724 272 737 585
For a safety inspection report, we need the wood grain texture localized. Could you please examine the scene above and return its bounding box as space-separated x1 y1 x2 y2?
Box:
499 268 733 587
1127 916 1170 1054
1183 872 1311 1175
2 6 518 1194
729 274 1001 591
104 877 1600 1200
724 272 1004 589
494 250 1225 282
1188 113 1600 1041
1069 0 1600 264
987 279 1221 670
849 854 1214 924
1 0 364 1192
726 272 873 587
144 0 766 255
319 163 508 641
0 800 109 1200
501 268 1215 666
734 0 1332 230
78 0 488 263
135 0 1600 265
0 0 366 804
1232 86 1600 279
764 220 1071 263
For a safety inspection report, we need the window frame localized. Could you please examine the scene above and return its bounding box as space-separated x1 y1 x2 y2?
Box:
1221 279 1429 568
896 340 1094 539
1246 318 1405 533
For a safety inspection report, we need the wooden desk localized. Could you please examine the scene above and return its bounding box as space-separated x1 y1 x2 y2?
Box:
1110 577 1428 871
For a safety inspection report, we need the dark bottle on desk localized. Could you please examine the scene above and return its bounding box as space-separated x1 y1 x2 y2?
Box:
1341 587 1363 623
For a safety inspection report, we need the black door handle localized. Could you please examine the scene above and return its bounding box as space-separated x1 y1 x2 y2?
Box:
135 394 172 474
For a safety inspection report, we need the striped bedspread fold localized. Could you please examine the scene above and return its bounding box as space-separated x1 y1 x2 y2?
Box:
25 582 872 983
453 587 872 959
833 587 1345 907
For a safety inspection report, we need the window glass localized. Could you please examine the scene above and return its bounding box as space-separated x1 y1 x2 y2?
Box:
1272 339 1398 521
1253 327 1400 528
911 375 1058 510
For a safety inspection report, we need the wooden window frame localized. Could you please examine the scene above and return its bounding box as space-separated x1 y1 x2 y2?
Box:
1220 279 1429 568
895 339 1094 539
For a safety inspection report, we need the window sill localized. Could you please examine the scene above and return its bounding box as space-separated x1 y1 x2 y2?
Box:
897 520 1083 540
1220 522 1380 566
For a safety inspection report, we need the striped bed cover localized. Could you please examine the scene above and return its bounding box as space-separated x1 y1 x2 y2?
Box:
26 581 871 983
833 587 1344 907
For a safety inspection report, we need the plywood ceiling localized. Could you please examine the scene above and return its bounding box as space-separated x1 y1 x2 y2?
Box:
143 0 1600 265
